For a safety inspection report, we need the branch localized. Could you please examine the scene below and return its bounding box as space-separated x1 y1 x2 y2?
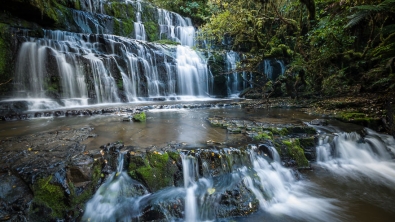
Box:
0 79 12 86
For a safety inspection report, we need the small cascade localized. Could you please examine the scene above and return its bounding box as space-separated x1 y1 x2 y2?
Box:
82 152 149 222
83 147 340 221
181 154 199 221
316 128 395 186
72 10 105 34
223 51 252 97
158 8 195 46
80 0 104 14
226 51 240 96
264 59 273 79
134 0 146 41
276 59 286 76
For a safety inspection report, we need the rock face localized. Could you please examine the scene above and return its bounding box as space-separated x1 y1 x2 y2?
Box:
0 127 121 221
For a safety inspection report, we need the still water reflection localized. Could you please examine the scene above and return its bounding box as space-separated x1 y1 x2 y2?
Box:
0 107 316 149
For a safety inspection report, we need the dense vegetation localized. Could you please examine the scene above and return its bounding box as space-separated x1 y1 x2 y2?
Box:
148 0 395 97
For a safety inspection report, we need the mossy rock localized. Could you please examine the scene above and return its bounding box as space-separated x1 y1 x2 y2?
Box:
282 138 309 167
154 39 181 45
31 176 68 219
30 158 104 221
132 112 146 122
336 112 381 128
129 151 179 192
253 131 273 141
262 127 289 136
298 137 316 150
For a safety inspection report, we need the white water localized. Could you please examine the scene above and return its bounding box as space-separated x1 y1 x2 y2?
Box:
9 26 212 110
316 128 395 187
225 51 251 97
158 8 195 46
82 153 150 222
176 46 211 97
134 0 147 41
241 145 341 222
82 146 340 221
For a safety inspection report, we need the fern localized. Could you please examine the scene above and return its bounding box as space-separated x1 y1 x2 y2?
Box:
345 0 395 28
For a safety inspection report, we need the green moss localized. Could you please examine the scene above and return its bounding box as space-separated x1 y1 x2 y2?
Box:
282 139 309 167
122 20 134 37
74 0 80 10
336 111 379 128
337 112 368 121
0 23 7 78
114 19 121 36
144 21 159 41
168 151 180 161
298 137 315 149
117 79 123 90
253 131 273 141
33 176 67 218
131 152 177 192
265 127 289 136
133 112 146 122
154 39 181 45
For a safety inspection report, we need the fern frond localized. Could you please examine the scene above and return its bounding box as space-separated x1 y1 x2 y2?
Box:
346 0 395 29
345 10 372 28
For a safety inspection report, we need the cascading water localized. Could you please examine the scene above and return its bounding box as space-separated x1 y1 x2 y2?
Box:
134 0 147 41
225 51 251 97
264 60 273 80
83 147 340 221
82 152 150 222
316 128 395 186
176 46 211 98
158 8 195 47
6 4 213 110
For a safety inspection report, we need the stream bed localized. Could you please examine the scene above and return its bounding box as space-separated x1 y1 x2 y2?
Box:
1 103 394 221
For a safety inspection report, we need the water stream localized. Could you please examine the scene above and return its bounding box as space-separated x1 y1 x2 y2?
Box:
3 106 393 221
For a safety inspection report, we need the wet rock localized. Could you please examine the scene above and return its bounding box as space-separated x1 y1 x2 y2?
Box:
128 151 180 192
67 155 94 188
0 173 33 221
0 127 106 221
309 119 328 126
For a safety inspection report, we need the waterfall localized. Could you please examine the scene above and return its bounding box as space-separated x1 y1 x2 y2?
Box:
6 3 214 110
176 46 211 98
264 59 273 79
134 0 146 41
276 59 286 76
225 51 239 96
224 51 252 97
11 28 211 108
158 8 195 46
316 128 395 187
